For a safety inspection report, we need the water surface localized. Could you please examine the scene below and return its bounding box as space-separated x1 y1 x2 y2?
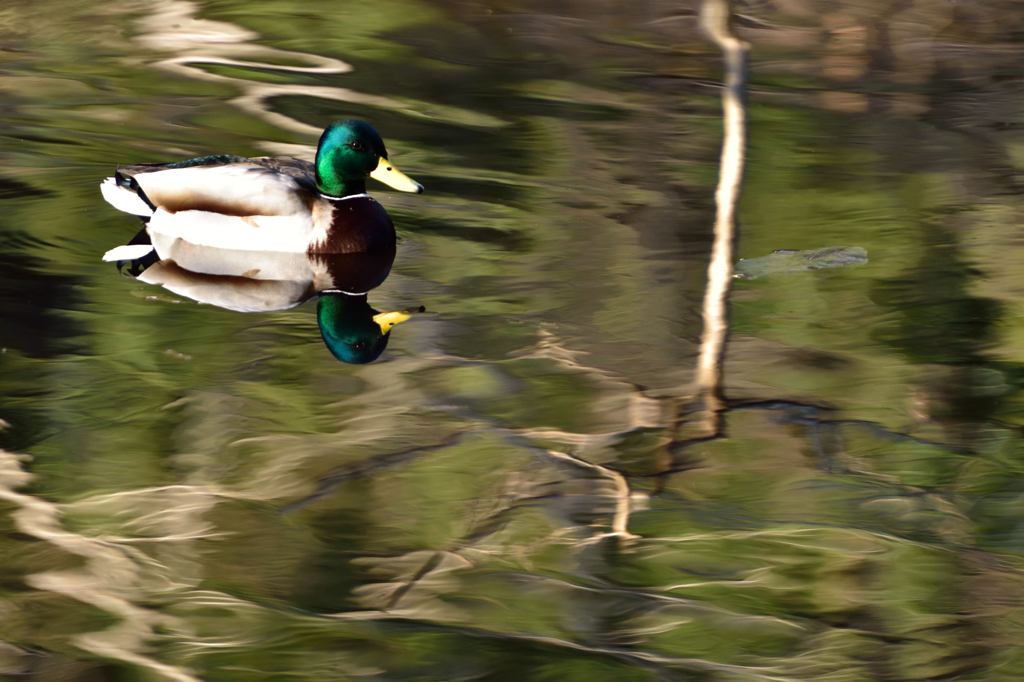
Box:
3 0 1024 679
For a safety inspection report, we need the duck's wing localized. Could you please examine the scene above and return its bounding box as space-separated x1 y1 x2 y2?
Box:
135 162 317 217
102 155 255 216
101 156 319 219
249 156 317 188
117 154 251 175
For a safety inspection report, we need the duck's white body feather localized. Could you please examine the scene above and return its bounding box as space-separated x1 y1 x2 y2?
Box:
148 231 321 282
101 163 331 253
135 243 331 313
146 209 320 253
102 244 156 262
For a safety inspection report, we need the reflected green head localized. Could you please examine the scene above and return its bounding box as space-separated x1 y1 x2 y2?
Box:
317 293 391 364
315 119 389 197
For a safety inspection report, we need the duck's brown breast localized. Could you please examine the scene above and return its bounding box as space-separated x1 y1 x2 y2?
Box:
308 196 396 255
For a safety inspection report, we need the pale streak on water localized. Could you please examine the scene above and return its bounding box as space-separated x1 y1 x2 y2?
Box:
0 451 202 681
136 0 505 146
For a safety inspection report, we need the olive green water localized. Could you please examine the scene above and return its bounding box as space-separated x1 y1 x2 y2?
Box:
4 0 1024 679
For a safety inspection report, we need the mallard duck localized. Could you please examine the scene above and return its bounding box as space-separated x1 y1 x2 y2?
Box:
101 119 422 261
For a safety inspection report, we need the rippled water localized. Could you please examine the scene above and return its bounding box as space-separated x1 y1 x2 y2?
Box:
3 0 1024 679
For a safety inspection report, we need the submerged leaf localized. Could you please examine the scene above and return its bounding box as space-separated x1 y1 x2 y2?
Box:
735 246 868 279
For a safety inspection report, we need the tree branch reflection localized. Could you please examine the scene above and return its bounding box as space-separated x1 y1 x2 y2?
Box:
693 0 749 433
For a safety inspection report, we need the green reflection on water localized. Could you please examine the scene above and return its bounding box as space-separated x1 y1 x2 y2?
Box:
3 0 1024 680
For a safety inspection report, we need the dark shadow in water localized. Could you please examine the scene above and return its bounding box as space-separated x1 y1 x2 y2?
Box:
871 222 1001 366
870 218 1007 444
0 235 83 359
0 177 53 200
0 234 88 453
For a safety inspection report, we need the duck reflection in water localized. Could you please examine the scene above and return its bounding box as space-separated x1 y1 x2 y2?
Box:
112 236 422 364
99 119 425 364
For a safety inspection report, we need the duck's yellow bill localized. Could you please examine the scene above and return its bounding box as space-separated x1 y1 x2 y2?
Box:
370 157 423 193
373 310 411 334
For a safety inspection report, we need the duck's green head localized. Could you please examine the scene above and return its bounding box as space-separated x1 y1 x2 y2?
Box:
315 119 423 198
317 293 414 364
